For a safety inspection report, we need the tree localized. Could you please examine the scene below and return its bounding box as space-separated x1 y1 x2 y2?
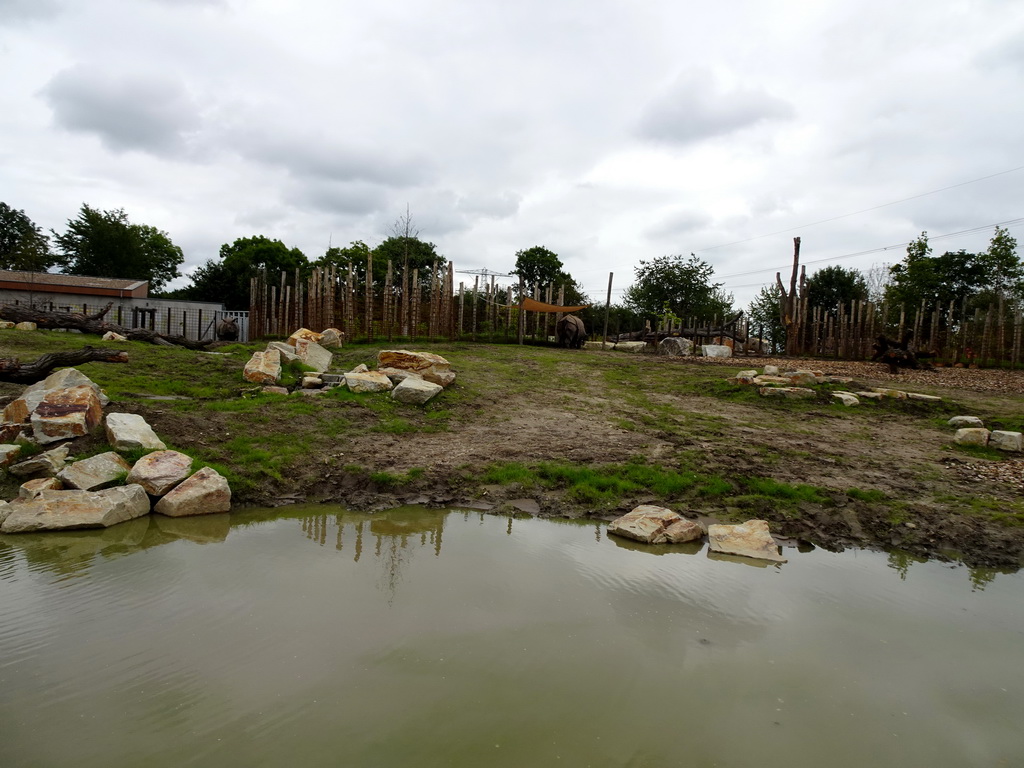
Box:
623 253 732 320
511 246 563 291
747 285 786 353
373 236 445 287
53 205 183 292
885 228 1024 313
0 202 62 272
804 265 868 314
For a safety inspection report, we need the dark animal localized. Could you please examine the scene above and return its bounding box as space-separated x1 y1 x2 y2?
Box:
216 317 239 342
871 331 934 374
556 314 587 349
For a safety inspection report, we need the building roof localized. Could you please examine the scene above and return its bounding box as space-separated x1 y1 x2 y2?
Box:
0 270 148 298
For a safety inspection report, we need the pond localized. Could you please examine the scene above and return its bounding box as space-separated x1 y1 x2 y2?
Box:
0 506 1021 768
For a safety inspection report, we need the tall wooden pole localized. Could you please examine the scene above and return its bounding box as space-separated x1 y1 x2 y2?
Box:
603 272 613 348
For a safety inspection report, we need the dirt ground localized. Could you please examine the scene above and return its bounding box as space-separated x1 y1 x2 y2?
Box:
113 352 1024 570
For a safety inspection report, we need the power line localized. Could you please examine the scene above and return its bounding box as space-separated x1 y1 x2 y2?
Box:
692 164 1024 253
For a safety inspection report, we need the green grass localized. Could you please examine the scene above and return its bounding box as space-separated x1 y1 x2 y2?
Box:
847 487 888 503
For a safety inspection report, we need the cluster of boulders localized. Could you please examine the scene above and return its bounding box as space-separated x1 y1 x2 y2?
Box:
0 369 231 534
728 365 943 405
0 321 40 331
607 505 787 563
949 416 1023 452
241 327 454 405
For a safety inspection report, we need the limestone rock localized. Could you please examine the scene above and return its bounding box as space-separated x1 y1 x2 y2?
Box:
759 386 815 399
0 423 24 442
607 505 703 545
377 350 455 387
820 376 854 385
753 375 791 385
707 519 786 563
0 321 13 329
614 341 647 354
301 376 323 389
832 392 860 406
105 412 166 451
29 385 103 444
658 337 694 357
266 341 299 363
763 365 780 375
1 484 151 533
3 368 108 424
379 366 423 384
854 391 884 400
20 477 63 499
14 321 37 331
345 371 394 393
391 377 443 404
783 370 819 386
295 339 332 373
318 328 344 348
286 328 323 347
0 444 21 467
701 345 732 358
989 431 1023 452
8 443 71 477
583 341 609 350
907 392 942 402
243 349 281 385
872 388 908 399
948 416 984 428
262 386 289 395
953 428 990 447
126 450 194 496
348 363 370 374
154 467 231 517
101 331 128 341
58 451 131 491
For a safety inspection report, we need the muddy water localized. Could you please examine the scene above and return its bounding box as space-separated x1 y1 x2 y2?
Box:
0 506 1021 768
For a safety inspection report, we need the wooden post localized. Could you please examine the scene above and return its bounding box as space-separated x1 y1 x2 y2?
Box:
517 276 525 345
1013 306 1022 369
458 282 465 338
775 237 801 356
411 269 420 341
472 275 479 341
603 272 613 347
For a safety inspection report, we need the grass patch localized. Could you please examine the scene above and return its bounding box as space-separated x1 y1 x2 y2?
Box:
738 476 828 503
847 487 888 503
947 443 1007 461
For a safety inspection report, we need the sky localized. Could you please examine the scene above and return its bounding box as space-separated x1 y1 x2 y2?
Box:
2 0 1022 307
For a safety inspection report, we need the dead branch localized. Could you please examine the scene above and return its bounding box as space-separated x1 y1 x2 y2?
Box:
0 346 129 384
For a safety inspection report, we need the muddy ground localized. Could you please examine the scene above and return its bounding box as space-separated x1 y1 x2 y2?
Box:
108 351 1024 570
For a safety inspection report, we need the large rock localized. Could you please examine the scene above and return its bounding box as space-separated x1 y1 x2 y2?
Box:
907 392 942 402
701 345 732 358
57 451 131 491
154 467 231 517
377 350 455 387
105 412 166 451
607 505 703 545
0 444 21 467
783 370 819 386
101 331 128 341
19 477 63 499
379 366 423 384
318 328 344 348
295 339 332 373
266 341 300 363
29 384 104 444
286 328 323 347
391 377 443 405
8 443 71 478
658 337 694 357
613 341 647 353
243 349 281 385
2 368 109 426
989 431 1023 452
954 428 990 447
948 416 984 428
345 371 394 393
0 484 151 533
707 519 787 563
126 450 194 496
831 392 860 406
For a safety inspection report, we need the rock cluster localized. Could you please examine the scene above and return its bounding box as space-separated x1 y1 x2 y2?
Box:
949 415 1023 452
607 505 786 563
0 369 233 534
727 366 943 406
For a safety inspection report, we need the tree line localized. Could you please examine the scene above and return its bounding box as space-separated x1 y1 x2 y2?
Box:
1 200 1019 343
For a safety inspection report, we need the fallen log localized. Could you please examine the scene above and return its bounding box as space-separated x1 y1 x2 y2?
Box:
0 346 129 384
0 302 214 349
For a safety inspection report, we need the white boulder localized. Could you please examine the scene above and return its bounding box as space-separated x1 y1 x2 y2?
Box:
391 377 443 405
607 505 703 545
126 450 194 496
57 451 131 491
105 413 166 451
154 467 231 517
1 485 151 533
707 519 787 563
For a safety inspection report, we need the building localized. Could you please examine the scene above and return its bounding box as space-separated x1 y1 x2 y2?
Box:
0 270 247 341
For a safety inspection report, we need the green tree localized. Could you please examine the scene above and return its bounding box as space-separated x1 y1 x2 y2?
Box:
53 204 183 292
178 236 307 310
0 202 61 272
747 284 786 352
511 246 563 291
978 226 1022 298
804 265 868 314
623 253 732 320
373 236 445 287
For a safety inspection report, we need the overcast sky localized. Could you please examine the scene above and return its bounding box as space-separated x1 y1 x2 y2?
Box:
2 0 1022 306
